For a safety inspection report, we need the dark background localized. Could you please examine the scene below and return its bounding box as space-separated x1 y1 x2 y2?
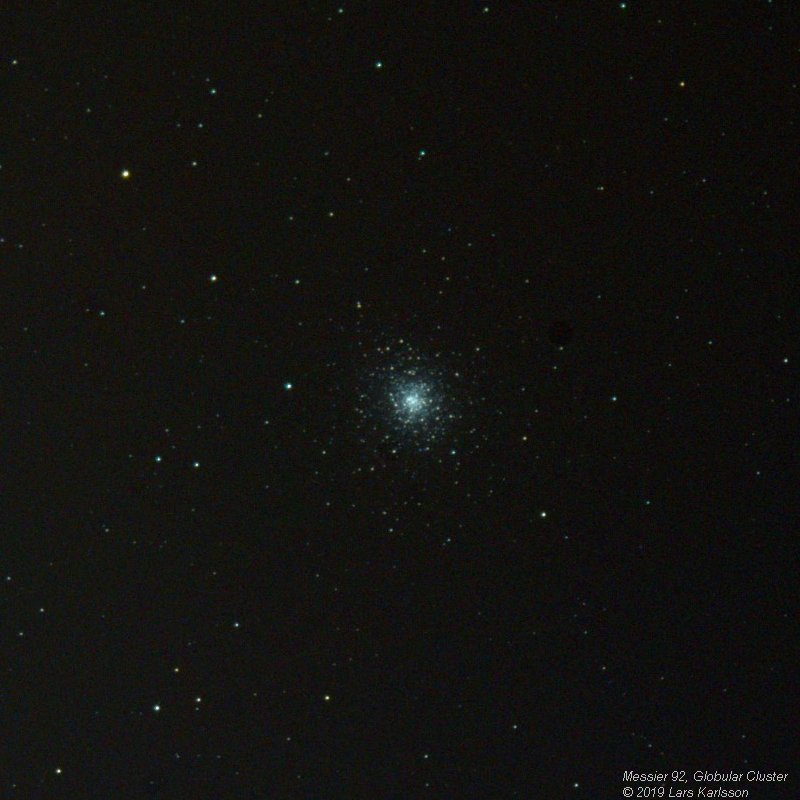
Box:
2 2 797 797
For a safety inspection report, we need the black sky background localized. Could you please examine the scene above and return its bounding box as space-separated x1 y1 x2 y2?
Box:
2 2 798 797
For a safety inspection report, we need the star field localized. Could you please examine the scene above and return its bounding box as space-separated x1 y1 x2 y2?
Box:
3 3 797 798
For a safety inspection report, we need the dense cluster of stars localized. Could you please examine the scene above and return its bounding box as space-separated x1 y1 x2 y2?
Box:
354 341 476 462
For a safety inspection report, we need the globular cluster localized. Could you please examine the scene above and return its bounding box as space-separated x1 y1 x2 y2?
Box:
354 340 476 461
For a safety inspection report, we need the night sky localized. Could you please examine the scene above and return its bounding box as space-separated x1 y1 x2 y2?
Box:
3 2 797 797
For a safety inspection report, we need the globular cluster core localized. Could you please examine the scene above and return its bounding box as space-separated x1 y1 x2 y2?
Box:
389 378 441 429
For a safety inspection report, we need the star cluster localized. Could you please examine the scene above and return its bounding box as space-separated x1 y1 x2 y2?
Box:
355 341 477 461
